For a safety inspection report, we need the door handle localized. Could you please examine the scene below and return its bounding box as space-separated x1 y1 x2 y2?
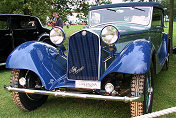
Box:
5 33 12 36
33 32 39 34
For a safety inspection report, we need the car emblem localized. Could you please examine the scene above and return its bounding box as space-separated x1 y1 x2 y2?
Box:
69 66 84 74
48 79 54 85
82 31 87 36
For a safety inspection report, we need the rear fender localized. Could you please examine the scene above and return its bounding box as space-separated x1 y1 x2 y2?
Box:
100 39 153 81
6 41 67 90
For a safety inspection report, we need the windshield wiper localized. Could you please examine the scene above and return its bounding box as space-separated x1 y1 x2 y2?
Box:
107 8 117 12
132 7 145 12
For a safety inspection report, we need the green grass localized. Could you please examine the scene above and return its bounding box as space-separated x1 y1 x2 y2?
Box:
0 23 176 118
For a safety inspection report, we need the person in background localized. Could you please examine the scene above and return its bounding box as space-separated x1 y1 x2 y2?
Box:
65 21 69 29
51 12 63 28
51 12 57 26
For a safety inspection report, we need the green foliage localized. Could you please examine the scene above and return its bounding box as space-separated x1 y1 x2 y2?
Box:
160 0 176 18
0 0 24 14
50 0 74 21
0 0 51 24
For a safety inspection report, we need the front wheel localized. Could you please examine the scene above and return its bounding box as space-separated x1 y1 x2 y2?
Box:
10 69 48 111
130 66 154 117
162 58 169 71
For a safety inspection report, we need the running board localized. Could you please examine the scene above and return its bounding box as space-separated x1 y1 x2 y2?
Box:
4 86 143 102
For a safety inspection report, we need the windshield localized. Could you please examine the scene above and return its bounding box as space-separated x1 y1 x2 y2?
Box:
89 7 152 27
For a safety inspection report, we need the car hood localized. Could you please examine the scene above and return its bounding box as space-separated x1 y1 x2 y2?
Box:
87 23 150 36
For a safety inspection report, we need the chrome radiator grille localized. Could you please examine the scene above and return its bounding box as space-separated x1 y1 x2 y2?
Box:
67 30 100 81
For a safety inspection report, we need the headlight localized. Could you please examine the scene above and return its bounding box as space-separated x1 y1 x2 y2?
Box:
101 25 119 44
50 27 65 45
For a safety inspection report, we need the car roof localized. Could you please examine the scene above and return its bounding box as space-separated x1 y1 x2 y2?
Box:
89 2 164 11
0 14 36 18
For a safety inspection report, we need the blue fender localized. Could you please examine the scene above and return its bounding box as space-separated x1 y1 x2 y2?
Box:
6 41 68 90
100 39 153 81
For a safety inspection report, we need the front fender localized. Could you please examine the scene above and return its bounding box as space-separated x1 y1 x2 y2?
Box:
6 41 67 90
100 39 153 80
37 33 49 41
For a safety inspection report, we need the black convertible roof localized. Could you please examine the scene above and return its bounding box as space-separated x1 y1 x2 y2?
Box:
0 14 36 18
89 2 163 11
0 14 31 17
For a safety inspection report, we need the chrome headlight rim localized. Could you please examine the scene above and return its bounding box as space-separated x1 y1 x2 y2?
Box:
49 26 66 45
100 25 120 45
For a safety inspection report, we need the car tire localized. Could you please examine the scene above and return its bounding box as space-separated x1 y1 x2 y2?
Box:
162 59 169 71
10 69 48 111
130 64 154 117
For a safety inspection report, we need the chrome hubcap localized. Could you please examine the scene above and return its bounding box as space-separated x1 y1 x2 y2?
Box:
146 72 152 113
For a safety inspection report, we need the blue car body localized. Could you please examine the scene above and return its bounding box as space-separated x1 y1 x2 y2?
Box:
6 2 168 91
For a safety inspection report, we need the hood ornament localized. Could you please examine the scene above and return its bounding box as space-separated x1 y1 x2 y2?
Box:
82 31 87 36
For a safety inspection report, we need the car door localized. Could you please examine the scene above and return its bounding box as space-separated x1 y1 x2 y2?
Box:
0 16 13 62
151 8 166 64
12 16 39 47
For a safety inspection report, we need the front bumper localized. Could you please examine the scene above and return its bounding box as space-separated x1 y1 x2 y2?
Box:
4 86 143 102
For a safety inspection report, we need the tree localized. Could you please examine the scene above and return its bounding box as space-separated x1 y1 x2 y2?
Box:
50 0 76 21
169 0 174 55
160 0 176 18
0 0 51 24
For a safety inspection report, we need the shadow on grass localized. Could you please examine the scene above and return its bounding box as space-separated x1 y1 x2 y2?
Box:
152 55 176 117
37 96 131 118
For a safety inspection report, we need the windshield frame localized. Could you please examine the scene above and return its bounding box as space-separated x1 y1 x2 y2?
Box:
88 6 153 28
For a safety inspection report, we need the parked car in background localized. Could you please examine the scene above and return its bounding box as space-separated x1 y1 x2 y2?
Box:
78 22 87 25
4 2 169 117
70 22 77 25
0 14 50 66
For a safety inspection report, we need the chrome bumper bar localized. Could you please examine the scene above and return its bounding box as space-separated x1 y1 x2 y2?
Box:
4 86 143 102
0 63 6 66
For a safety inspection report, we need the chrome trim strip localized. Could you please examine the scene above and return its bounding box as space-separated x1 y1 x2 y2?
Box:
0 63 6 66
4 86 143 102
98 31 101 81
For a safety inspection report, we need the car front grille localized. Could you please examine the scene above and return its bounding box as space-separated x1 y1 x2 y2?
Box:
67 30 100 81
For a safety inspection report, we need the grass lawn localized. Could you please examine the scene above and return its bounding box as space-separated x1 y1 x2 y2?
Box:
0 23 176 118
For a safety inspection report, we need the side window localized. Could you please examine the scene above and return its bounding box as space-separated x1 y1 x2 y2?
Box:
0 18 8 30
11 17 36 29
20 19 36 29
152 8 163 26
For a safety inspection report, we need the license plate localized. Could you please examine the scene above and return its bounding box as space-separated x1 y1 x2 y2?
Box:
75 80 101 89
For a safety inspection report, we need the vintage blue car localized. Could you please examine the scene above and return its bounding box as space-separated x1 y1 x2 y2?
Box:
4 2 169 117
